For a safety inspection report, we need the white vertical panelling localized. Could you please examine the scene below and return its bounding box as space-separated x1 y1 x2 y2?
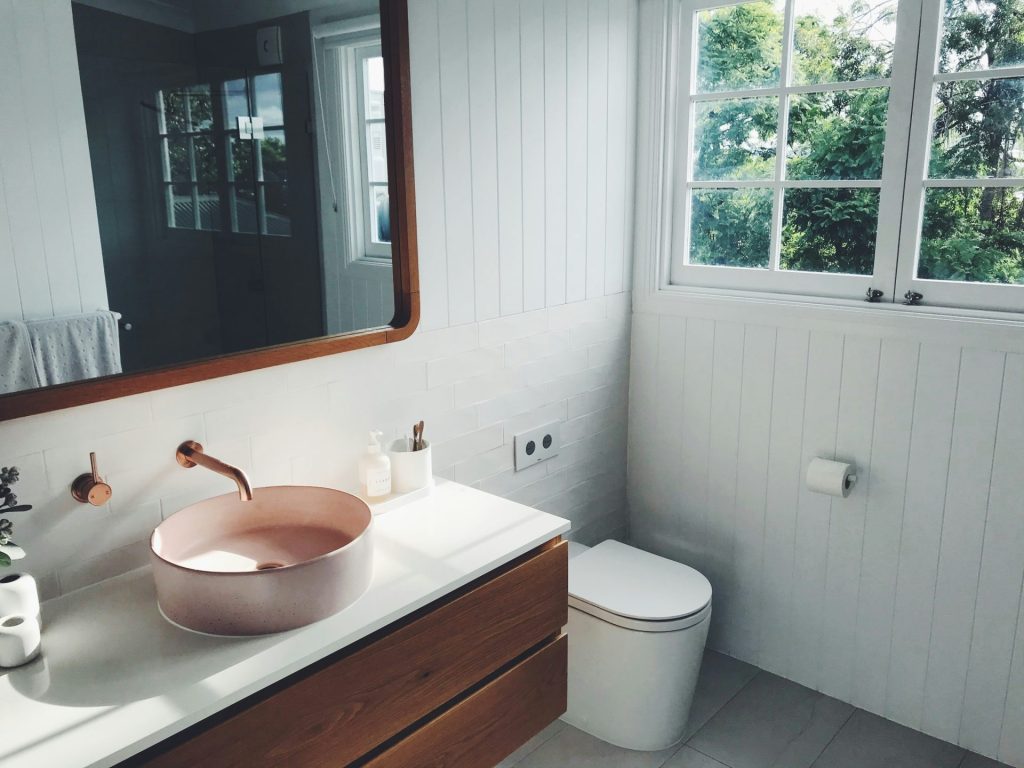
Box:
520 0 546 311
787 331 843 690
963 353 1024 758
466 0 500 322
621 0 637 293
585 0 608 299
0 166 23 321
565 0 589 303
604 0 629 296
630 311 1024 765
678 318 714 569
543 0 567 307
851 338 919 713
703 320 743 650
922 348 1005 743
494 0 524 317
43 0 107 314
758 327 809 676
722 324 775 663
12 0 81 317
819 335 880 701
437 0 475 326
0 0 52 319
886 344 961 728
408 0 448 330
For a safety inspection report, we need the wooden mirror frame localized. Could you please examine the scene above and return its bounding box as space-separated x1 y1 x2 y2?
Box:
0 0 418 423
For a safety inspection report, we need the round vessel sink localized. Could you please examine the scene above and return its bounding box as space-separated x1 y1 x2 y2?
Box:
150 486 373 636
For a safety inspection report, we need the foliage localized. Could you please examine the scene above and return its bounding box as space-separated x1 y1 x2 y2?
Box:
690 0 1024 285
0 466 33 568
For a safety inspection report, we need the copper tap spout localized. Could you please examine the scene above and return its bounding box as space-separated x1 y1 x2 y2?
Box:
175 440 254 501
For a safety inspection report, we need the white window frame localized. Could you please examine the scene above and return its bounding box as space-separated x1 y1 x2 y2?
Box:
652 0 1024 314
896 0 1024 311
315 27 392 264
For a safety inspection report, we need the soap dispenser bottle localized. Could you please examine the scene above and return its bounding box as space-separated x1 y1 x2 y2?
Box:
359 431 392 498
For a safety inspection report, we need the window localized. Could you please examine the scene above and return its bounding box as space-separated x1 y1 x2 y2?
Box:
157 73 291 237
663 0 1024 313
315 31 392 262
158 85 221 231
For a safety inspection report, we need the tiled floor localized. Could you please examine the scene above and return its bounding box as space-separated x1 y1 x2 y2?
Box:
497 651 1013 768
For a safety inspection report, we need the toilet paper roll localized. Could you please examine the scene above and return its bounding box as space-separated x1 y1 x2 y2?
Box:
0 613 41 668
806 458 856 498
0 573 39 621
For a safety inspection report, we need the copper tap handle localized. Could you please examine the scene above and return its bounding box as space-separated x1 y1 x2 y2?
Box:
71 452 113 506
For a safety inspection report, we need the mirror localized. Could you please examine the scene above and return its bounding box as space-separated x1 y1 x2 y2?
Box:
0 0 416 419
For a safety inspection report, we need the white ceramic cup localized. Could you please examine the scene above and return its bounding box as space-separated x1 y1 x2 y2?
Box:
388 438 433 494
0 613 41 668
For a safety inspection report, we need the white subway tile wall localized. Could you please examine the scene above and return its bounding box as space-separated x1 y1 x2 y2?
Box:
1 296 629 599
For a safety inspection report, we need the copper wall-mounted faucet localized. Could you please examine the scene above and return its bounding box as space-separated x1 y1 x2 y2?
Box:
175 441 254 501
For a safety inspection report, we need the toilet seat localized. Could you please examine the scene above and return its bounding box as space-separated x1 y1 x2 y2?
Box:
568 541 712 632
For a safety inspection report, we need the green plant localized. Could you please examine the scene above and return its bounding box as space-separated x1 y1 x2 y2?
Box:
0 466 33 567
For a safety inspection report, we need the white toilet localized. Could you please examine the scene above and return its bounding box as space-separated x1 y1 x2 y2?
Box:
563 540 712 751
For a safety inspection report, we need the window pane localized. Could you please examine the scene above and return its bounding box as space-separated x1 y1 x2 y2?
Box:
919 186 1024 284
262 183 291 236
230 136 253 182
188 85 213 131
786 88 889 180
232 184 258 234
364 56 386 119
193 135 218 183
197 185 221 231
781 188 878 274
693 97 778 181
366 122 389 183
253 73 284 126
224 79 249 126
696 1 785 93
169 183 194 228
162 90 187 133
371 185 391 244
167 137 191 181
689 188 773 268
260 130 287 182
792 0 897 85
940 0 1024 73
929 77 1024 179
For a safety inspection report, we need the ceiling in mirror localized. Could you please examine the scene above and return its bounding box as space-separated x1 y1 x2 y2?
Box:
0 0 405 402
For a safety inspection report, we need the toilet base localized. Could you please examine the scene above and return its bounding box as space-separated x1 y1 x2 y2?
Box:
564 603 711 751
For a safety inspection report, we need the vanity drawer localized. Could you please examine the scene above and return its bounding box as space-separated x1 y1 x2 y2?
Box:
133 539 567 768
361 634 568 768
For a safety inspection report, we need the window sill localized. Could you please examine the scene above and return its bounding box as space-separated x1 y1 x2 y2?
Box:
638 283 1024 353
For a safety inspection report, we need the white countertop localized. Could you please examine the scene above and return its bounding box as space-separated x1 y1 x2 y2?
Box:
0 480 570 768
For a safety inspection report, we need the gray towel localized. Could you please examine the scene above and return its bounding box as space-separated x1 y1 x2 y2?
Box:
26 311 123 387
0 321 41 394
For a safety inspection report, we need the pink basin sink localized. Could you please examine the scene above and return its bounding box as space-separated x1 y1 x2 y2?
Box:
150 486 374 636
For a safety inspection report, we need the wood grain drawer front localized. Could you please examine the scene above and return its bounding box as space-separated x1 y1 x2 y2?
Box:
362 634 568 768
138 540 568 768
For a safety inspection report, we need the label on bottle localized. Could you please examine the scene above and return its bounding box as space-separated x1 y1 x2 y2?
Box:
365 465 391 497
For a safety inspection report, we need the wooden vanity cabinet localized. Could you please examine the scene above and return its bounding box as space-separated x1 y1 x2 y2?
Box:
124 538 568 768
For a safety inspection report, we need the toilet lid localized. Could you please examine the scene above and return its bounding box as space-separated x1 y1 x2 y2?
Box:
569 540 712 622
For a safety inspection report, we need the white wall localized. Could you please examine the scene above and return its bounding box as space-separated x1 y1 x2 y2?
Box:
0 0 109 322
628 303 1024 765
0 0 637 611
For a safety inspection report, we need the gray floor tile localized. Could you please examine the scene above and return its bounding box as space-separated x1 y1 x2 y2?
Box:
810 710 964 768
684 650 761 739
662 746 732 767
494 719 567 767
687 671 854 768
960 753 1014 768
515 724 676 768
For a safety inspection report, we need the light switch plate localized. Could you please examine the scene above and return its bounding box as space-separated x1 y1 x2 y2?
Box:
514 422 560 472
